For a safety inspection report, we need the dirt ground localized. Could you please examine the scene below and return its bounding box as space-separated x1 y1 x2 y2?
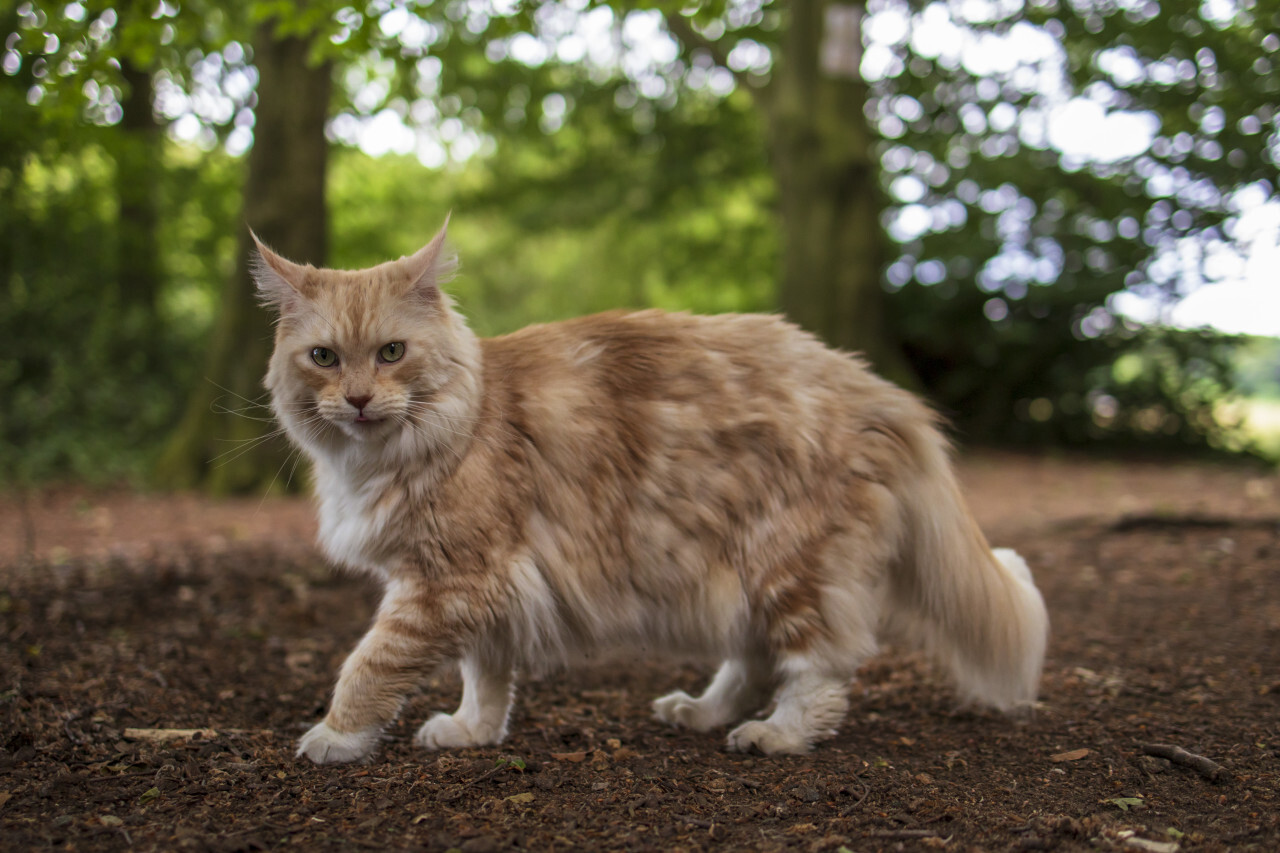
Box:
2 452 1278 852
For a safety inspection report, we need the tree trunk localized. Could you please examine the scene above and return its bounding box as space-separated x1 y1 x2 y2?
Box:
154 25 331 493
764 1 916 386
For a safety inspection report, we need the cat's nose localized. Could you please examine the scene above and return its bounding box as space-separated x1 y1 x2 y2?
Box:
346 394 373 410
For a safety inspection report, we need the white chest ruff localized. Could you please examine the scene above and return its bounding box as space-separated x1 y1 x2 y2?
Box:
314 471 394 579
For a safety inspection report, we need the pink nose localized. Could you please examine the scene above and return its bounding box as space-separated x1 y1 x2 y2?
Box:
346 394 372 410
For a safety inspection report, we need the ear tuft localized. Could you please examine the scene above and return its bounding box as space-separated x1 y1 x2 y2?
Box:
405 214 459 303
250 230 306 316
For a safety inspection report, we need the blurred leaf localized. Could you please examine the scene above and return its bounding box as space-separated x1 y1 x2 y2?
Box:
1107 796 1147 811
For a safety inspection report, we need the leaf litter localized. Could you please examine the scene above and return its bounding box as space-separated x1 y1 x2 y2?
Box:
2 457 1279 850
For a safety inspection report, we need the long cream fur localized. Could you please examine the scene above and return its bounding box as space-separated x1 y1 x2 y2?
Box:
253 219 1049 764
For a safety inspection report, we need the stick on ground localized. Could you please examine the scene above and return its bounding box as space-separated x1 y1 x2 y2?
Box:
1140 743 1230 782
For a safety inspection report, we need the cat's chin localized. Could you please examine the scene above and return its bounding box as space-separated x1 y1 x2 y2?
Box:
336 417 397 442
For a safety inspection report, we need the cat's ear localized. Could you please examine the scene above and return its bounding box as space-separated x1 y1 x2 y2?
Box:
403 214 458 304
250 230 307 316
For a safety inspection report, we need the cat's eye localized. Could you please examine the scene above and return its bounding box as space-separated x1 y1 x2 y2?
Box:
379 342 406 363
311 347 337 367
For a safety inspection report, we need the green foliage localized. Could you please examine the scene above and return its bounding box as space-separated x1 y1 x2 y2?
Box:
1 145 172 484
328 145 775 338
0 136 241 486
912 316 1259 457
1233 337 1280 400
5 0 1278 489
870 0 1278 454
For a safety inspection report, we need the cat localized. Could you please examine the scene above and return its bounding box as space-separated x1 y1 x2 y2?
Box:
251 218 1048 765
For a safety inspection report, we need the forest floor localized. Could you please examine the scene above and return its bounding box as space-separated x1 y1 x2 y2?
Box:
1 452 1279 852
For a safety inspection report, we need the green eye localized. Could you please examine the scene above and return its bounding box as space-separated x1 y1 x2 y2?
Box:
379 342 405 363
311 347 337 367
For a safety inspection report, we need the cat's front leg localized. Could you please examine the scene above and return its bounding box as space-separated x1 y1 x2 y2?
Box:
298 582 462 765
415 643 515 750
297 720 381 765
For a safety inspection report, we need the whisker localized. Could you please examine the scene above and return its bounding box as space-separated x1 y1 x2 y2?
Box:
212 406 280 423
284 444 309 490
209 430 289 468
203 379 273 409
407 408 489 446
258 446 299 509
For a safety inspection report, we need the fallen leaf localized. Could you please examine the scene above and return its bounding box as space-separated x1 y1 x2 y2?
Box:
1050 748 1091 762
1123 837 1179 853
550 751 587 763
411 814 431 825
0 792 11 809
138 787 160 804
504 792 535 805
99 815 123 827
1107 797 1147 812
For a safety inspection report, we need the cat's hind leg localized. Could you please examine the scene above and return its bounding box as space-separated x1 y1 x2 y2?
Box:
725 654 851 754
415 644 515 750
653 657 772 732
725 553 882 754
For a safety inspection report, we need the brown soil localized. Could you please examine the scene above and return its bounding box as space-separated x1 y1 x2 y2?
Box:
2 453 1278 852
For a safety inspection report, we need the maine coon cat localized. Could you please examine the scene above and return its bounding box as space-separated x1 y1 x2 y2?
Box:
253 219 1048 764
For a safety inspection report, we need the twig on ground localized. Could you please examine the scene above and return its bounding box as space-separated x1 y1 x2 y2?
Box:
868 828 945 839
122 727 266 741
710 770 761 789
1140 743 1230 782
840 772 871 815
439 762 513 802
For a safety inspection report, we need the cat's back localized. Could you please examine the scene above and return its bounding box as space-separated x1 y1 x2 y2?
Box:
478 310 930 462
482 309 860 401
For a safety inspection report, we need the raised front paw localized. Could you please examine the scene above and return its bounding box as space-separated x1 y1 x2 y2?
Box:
414 712 506 751
296 721 380 764
726 720 811 755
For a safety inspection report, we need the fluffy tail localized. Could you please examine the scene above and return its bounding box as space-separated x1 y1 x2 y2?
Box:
888 439 1048 713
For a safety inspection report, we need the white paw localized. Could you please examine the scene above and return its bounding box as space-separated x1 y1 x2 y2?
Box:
296 721 380 764
652 690 723 732
726 720 811 755
414 712 505 750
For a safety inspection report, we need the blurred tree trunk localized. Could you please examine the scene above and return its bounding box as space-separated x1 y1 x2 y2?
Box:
154 25 331 493
673 1 914 385
766 1 914 385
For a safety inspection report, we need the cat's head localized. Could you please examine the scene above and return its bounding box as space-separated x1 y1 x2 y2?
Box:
252 218 481 463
